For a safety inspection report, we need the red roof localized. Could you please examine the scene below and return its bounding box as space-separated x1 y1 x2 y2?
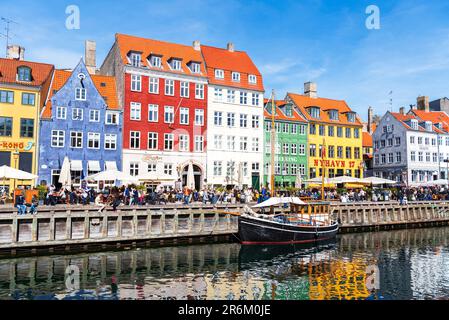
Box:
410 109 449 133
264 100 307 122
390 112 445 133
201 45 264 92
362 132 373 147
287 93 363 126
42 70 119 119
115 33 207 78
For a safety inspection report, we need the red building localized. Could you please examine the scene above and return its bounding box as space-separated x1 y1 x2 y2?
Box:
101 34 209 190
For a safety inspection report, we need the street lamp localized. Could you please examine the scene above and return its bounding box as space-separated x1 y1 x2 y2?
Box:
12 149 20 191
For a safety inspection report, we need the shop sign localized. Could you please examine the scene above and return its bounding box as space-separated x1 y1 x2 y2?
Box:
314 159 358 168
0 141 34 151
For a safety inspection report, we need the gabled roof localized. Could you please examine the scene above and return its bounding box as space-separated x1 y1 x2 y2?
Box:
389 112 445 134
115 33 206 77
263 99 307 123
0 58 54 87
287 93 363 126
409 109 449 133
201 45 264 92
42 69 119 119
362 132 373 147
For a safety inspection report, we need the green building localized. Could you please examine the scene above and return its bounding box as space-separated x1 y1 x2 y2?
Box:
264 100 308 189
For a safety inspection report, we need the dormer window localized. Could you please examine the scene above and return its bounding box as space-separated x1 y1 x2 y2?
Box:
425 121 433 132
285 104 293 117
248 75 257 84
190 62 201 74
170 59 182 71
130 53 142 67
307 107 320 119
232 72 240 82
17 66 32 82
215 69 224 79
437 122 443 130
328 110 339 121
347 112 356 123
149 55 162 68
411 119 418 130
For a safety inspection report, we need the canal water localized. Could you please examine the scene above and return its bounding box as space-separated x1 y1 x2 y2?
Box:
1 227 449 300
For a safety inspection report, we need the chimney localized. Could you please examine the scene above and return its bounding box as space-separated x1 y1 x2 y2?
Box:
417 96 430 112
6 45 25 60
304 82 317 99
399 107 405 115
227 42 235 52
367 106 374 133
193 40 201 51
85 40 97 74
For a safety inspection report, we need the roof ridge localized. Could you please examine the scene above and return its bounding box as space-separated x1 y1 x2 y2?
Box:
0 57 54 67
116 33 196 51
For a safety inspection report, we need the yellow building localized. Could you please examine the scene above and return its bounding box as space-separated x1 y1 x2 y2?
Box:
0 56 54 192
287 82 364 180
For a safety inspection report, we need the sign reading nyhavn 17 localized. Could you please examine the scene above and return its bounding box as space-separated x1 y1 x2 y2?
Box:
314 159 358 168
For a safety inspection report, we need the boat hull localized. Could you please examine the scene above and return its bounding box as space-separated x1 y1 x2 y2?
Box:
238 216 339 245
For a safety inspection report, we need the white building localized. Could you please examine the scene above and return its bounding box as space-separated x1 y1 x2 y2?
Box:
201 43 265 188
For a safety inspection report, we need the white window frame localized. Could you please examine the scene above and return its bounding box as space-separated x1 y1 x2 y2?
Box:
130 102 141 121
70 131 83 149
56 106 67 120
148 132 158 150
105 111 119 125
87 132 101 150
180 107 189 125
179 134 189 152
195 84 204 99
75 88 86 101
51 130 65 148
180 81 190 98
130 131 141 150
89 109 100 122
165 79 175 96
215 69 224 79
131 75 142 92
248 74 257 84
164 133 174 151
232 72 241 82
164 106 175 124
194 135 204 152
195 109 204 126
149 77 159 94
72 108 83 121
104 134 117 150
148 104 159 123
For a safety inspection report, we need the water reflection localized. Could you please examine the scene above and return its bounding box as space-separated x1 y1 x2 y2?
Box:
1 227 449 300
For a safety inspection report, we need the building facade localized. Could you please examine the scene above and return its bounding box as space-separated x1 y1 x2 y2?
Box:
101 34 208 191
263 100 308 189
201 43 265 189
38 60 121 187
0 53 54 192
286 82 364 180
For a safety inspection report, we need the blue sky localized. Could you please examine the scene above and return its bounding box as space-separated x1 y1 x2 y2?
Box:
1 0 449 120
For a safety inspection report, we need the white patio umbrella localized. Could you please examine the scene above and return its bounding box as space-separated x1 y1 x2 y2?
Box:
253 197 306 208
58 157 72 191
86 170 138 184
420 179 449 186
0 165 38 180
360 176 397 185
186 162 195 190
304 177 334 185
330 176 365 184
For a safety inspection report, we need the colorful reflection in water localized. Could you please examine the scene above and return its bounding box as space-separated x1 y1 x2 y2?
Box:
1 227 449 300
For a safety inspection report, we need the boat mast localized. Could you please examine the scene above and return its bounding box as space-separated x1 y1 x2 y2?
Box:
271 90 276 196
322 138 326 201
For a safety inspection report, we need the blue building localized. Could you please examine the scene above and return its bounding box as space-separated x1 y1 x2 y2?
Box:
38 59 122 187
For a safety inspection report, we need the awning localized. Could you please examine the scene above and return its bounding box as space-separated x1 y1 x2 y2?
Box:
88 161 101 172
105 161 118 171
70 160 83 171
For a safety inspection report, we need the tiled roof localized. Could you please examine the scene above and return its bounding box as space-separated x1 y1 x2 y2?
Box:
390 112 445 134
410 109 449 133
0 58 54 87
362 132 373 147
42 70 119 119
115 33 207 77
264 100 307 122
201 45 264 92
287 93 363 126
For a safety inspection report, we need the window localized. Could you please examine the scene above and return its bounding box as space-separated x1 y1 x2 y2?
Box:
171 59 182 71
20 119 34 138
291 144 298 155
425 137 429 145
432 138 436 146
310 124 316 135
411 151 416 162
130 102 141 120
56 106 67 119
387 139 393 147
195 84 204 99
214 111 223 126
282 143 289 154
310 144 316 157
345 128 352 138
149 77 159 94
165 79 174 96
88 132 100 149
395 137 401 146
374 155 379 165
227 90 235 103
164 134 174 151
105 134 117 150
232 72 240 82
70 132 83 148
299 125 306 135
418 137 423 144
106 112 119 125
72 108 83 121
329 146 335 158
164 106 174 123
418 152 423 162
195 136 204 152
213 161 222 176
195 109 204 126
190 62 201 74
148 132 158 150
89 110 100 122
148 104 159 122
308 107 320 119
252 116 260 129
354 147 360 159
0 90 14 104
346 147 352 159
319 125 325 136
130 131 140 149
291 124 298 134
426 152 431 162
240 114 248 128
337 127 343 137
180 82 189 98
51 130 65 148
433 153 438 163
411 119 418 130
227 136 236 151
337 146 343 158
214 88 223 101
215 69 224 79
179 135 189 152
328 126 335 137
130 163 140 177
240 92 248 105
22 93 35 106
299 144 306 155
248 75 257 84
227 113 235 127
410 136 415 144
147 164 157 173
18 67 32 81
214 135 223 150
347 112 356 122
354 128 360 139
396 152 402 163
180 107 189 125
251 93 259 106
381 154 386 164
75 88 86 100
164 164 173 176
240 137 248 151
130 53 141 67
252 138 259 152
150 55 162 68
329 110 339 121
